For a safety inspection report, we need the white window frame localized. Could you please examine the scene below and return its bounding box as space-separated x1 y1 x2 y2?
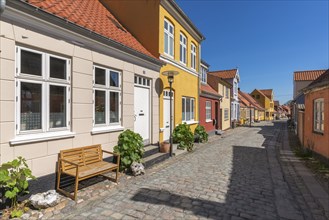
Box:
164 19 174 58
206 101 212 122
182 97 195 122
191 43 196 70
201 66 207 83
15 46 71 135
224 108 229 121
313 98 324 133
180 32 187 65
225 87 229 99
93 65 122 129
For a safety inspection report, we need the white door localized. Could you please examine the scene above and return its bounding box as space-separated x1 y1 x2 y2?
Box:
163 90 173 141
134 76 150 144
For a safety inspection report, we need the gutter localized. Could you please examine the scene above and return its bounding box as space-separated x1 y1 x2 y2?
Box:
7 0 165 67
0 0 5 14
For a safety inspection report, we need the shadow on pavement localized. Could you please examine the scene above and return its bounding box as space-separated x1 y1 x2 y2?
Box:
131 140 277 219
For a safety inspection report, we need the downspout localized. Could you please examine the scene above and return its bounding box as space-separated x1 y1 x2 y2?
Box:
198 44 201 125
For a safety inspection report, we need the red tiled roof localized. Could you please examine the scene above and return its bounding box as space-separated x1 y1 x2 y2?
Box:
238 91 251 107
305 69 329 90
25 0 155 58
259 89 273 99
241 91 265 111
294 69 326 81
208 69 237 79
201 84 221 98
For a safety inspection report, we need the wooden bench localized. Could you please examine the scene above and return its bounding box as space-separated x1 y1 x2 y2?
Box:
56 144 120 201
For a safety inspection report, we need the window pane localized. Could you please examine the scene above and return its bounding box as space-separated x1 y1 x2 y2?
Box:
95 67 106 85
95 90 106 124
49 85 66 128
169 37 174 56
169 25 173 34
20 82 42 130
110 71 119 87
164 20 168 30
191 99 194 120
110 92 119 123
186 98 190 121
182 98 185 121
21 50 42 76
50 57 66 79
164 33 168 54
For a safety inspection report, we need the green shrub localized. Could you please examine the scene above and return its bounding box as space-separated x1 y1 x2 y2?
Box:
0 156 35 218
114 129 144 172
172 123 194 152
194 125 208 143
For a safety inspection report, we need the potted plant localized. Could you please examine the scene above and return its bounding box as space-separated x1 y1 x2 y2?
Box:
160 141 170 153
172 123 194 152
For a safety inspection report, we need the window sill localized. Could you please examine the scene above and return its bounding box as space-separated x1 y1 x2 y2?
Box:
10 131 75 146
313 130 324 136
91 126 124 135
181 120 199 125
206 120 213 123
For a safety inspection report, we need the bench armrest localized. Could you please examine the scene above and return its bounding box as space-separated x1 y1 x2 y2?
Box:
102 150 120 166
60 158 79 167
102 150 119 157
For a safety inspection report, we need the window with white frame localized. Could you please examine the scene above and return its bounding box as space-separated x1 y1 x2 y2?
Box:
16 47 71 134
201 66 207 83
224 108 229 121
182 97 195 122
206 101 212 121
180 33 187 64
164 19 174 57
93 66 121 127
191 43 196 70
314 98 324 133
225 87 229 99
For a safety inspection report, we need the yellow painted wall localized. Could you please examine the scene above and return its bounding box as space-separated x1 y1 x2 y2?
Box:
159 6 200 72
251 90 274 120
158 6 201 141
218 83 231 130
103 0 160 57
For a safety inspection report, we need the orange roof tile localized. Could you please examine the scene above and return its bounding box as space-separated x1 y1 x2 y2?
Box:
238 91 251 107
26 0 155 59
242 92 263 110
208 69 238 79
294 69 326 81
259 89 273 99
201 84 221 98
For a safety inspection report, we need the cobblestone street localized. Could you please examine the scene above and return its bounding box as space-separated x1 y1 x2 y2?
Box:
50 121 329 220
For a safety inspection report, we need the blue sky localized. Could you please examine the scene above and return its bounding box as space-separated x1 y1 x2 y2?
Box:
176 0 329 104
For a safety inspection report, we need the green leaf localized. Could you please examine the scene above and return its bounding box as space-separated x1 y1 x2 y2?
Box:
5 190 17 199
11 209 23 218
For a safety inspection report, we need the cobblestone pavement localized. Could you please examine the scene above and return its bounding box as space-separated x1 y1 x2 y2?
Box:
46 121 328 220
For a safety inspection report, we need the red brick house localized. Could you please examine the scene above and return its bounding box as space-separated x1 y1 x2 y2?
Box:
200 61 222 134
303 69 329 159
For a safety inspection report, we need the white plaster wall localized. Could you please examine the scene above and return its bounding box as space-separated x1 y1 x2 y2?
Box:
0 21 160 177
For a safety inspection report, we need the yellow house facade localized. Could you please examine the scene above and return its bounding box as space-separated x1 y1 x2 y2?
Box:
104 0 204 142
251 89 275 120
207 75 232 130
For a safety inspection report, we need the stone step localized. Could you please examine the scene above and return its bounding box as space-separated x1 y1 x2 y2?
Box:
143 145 159 157
143 152 170 169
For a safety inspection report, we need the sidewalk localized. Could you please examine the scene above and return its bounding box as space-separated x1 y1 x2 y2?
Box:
278 121 329 219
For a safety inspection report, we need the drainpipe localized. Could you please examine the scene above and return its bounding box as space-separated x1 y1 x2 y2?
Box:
0 0 5 14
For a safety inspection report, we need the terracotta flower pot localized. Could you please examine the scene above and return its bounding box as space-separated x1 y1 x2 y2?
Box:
160 141 170 153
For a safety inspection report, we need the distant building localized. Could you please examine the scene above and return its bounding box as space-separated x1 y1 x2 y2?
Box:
303 69 329 159
207 74 232 130
208 69 240 127
199 61 222 134
250 89 275 120
293 69 326 99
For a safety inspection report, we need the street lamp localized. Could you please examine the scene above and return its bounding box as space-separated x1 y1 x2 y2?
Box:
162 70 179 157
